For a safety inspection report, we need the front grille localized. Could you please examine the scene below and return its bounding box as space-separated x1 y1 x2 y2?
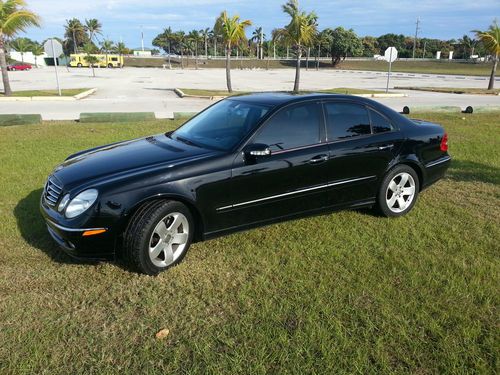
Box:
44 177 63 207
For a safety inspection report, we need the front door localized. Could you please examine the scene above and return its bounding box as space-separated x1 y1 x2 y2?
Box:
218 101 330 230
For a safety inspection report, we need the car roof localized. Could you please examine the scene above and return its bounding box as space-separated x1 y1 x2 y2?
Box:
228 92 374 107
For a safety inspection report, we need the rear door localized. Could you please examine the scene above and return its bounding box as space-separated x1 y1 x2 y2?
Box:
219 101 330 228
323 101 403 206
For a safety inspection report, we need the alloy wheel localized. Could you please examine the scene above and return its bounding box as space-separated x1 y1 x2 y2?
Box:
385 172 416 213
148 212 189 267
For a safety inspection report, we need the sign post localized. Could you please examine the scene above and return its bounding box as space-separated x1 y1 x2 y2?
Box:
384 47 398 93
44 39 63 96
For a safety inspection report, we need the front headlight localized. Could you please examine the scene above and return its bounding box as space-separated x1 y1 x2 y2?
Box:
65 189 99 218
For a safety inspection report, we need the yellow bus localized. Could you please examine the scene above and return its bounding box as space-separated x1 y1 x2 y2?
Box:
69 54 124 68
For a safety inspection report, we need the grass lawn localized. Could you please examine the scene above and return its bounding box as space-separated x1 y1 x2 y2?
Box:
0 113 498 374
0 88 92 97
395 86 500 95
127 56 492 76
179 87 383 97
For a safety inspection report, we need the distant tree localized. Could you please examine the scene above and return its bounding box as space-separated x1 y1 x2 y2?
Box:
377 33 406 55
458 35 478 59
251 27 265 59
115 42 127 67
9 37 32 62
100 39 114 67
214 10 252 92
64 18 86 54
82 43 98 76
274 0 317 92
361 36 379 57
0 0 41 96
85 19 102 43
474 20 500 89
30 42 44 67
200 27 210 58
188 29 202 68
330 27 363 66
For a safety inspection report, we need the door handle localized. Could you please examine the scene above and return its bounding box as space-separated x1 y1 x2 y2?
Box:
309 154 329 164
378 144 394 150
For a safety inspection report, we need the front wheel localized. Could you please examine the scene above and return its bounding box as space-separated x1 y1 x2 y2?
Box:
124 200 194 275
377 165 419 217
77 63 82 68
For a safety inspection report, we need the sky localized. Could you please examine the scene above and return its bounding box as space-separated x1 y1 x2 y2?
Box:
24 0 499 49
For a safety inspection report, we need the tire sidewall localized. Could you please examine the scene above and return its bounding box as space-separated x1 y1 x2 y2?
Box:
378 165 420 217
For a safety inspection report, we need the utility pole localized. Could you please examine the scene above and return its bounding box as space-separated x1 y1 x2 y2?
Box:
412 17 420 59
141 25 145 52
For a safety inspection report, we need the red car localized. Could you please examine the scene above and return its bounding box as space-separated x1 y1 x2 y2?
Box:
7 64 32 71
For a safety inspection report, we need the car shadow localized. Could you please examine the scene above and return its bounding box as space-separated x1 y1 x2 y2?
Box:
14 189 95 266
446 159 499 185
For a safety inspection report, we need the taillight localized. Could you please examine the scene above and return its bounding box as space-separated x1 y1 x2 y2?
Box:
440 133 448 152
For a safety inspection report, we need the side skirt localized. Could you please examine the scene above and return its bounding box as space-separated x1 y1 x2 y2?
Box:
202 198 376 241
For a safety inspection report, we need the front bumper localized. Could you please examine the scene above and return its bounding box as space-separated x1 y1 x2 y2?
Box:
41 199 118 261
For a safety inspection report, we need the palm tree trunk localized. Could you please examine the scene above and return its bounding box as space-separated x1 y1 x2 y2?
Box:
488 55 497 90
205 37 208 59
293 48 302 93
0 39 12 96
73 30 77 53
226 46 232 92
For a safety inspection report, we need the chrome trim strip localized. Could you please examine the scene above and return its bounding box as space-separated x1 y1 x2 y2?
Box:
216 175 376 211
425 156 451 168
46 220 107 233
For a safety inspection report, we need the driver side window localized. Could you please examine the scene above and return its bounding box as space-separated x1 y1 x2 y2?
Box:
253 102 321 152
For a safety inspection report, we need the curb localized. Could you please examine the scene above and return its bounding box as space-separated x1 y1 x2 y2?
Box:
0 88 97 101
0 114 42 126
79 112 156 123
174 88 222 100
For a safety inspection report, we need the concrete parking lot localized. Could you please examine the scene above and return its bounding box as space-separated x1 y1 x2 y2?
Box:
1 67 498 120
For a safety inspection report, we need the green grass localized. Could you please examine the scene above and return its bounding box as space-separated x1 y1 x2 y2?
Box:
126 56 492 76
0 113 499 374
179 87 383 97
395 87 500 95
0 88 91 97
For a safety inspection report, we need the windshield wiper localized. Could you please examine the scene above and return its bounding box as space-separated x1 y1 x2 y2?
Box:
175 135 203 148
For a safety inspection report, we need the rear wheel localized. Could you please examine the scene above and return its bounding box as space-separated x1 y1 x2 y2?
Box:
124 200 194 275
107 63 113 68
77 63 82 68
377 165 419 217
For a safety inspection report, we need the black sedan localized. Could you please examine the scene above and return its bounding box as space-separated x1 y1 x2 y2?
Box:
40 93 451 275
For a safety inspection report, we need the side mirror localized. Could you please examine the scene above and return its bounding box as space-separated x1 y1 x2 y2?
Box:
244 143 272 158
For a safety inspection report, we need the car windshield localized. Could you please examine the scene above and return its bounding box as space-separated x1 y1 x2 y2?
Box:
172 99 271 151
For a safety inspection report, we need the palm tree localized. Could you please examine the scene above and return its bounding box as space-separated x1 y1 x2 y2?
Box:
274 0 317 92
85 18 102 44
188 30 202 68
474 21 500 89
9 37 31 62
214 11 252 92
64 18 85 54
30 42 44 67
83 42 98 77
0 0 40 96
115 41 126 68
251 27 265 59
200 27 210 58
100 39 114 67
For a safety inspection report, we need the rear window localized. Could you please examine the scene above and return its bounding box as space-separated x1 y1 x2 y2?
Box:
324 102 371 140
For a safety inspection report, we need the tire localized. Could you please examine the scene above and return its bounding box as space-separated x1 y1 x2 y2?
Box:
77 63 82 68
107 63 113 68
124 200 194 275
377 165 419 217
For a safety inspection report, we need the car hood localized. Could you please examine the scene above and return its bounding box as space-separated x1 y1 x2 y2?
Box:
52 134 215 190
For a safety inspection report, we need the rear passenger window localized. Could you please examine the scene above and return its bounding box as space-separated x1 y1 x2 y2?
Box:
369 109 394 133
324 103 370 140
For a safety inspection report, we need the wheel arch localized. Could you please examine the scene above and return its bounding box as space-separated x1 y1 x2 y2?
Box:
123 194 205 242
395 158 425 191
